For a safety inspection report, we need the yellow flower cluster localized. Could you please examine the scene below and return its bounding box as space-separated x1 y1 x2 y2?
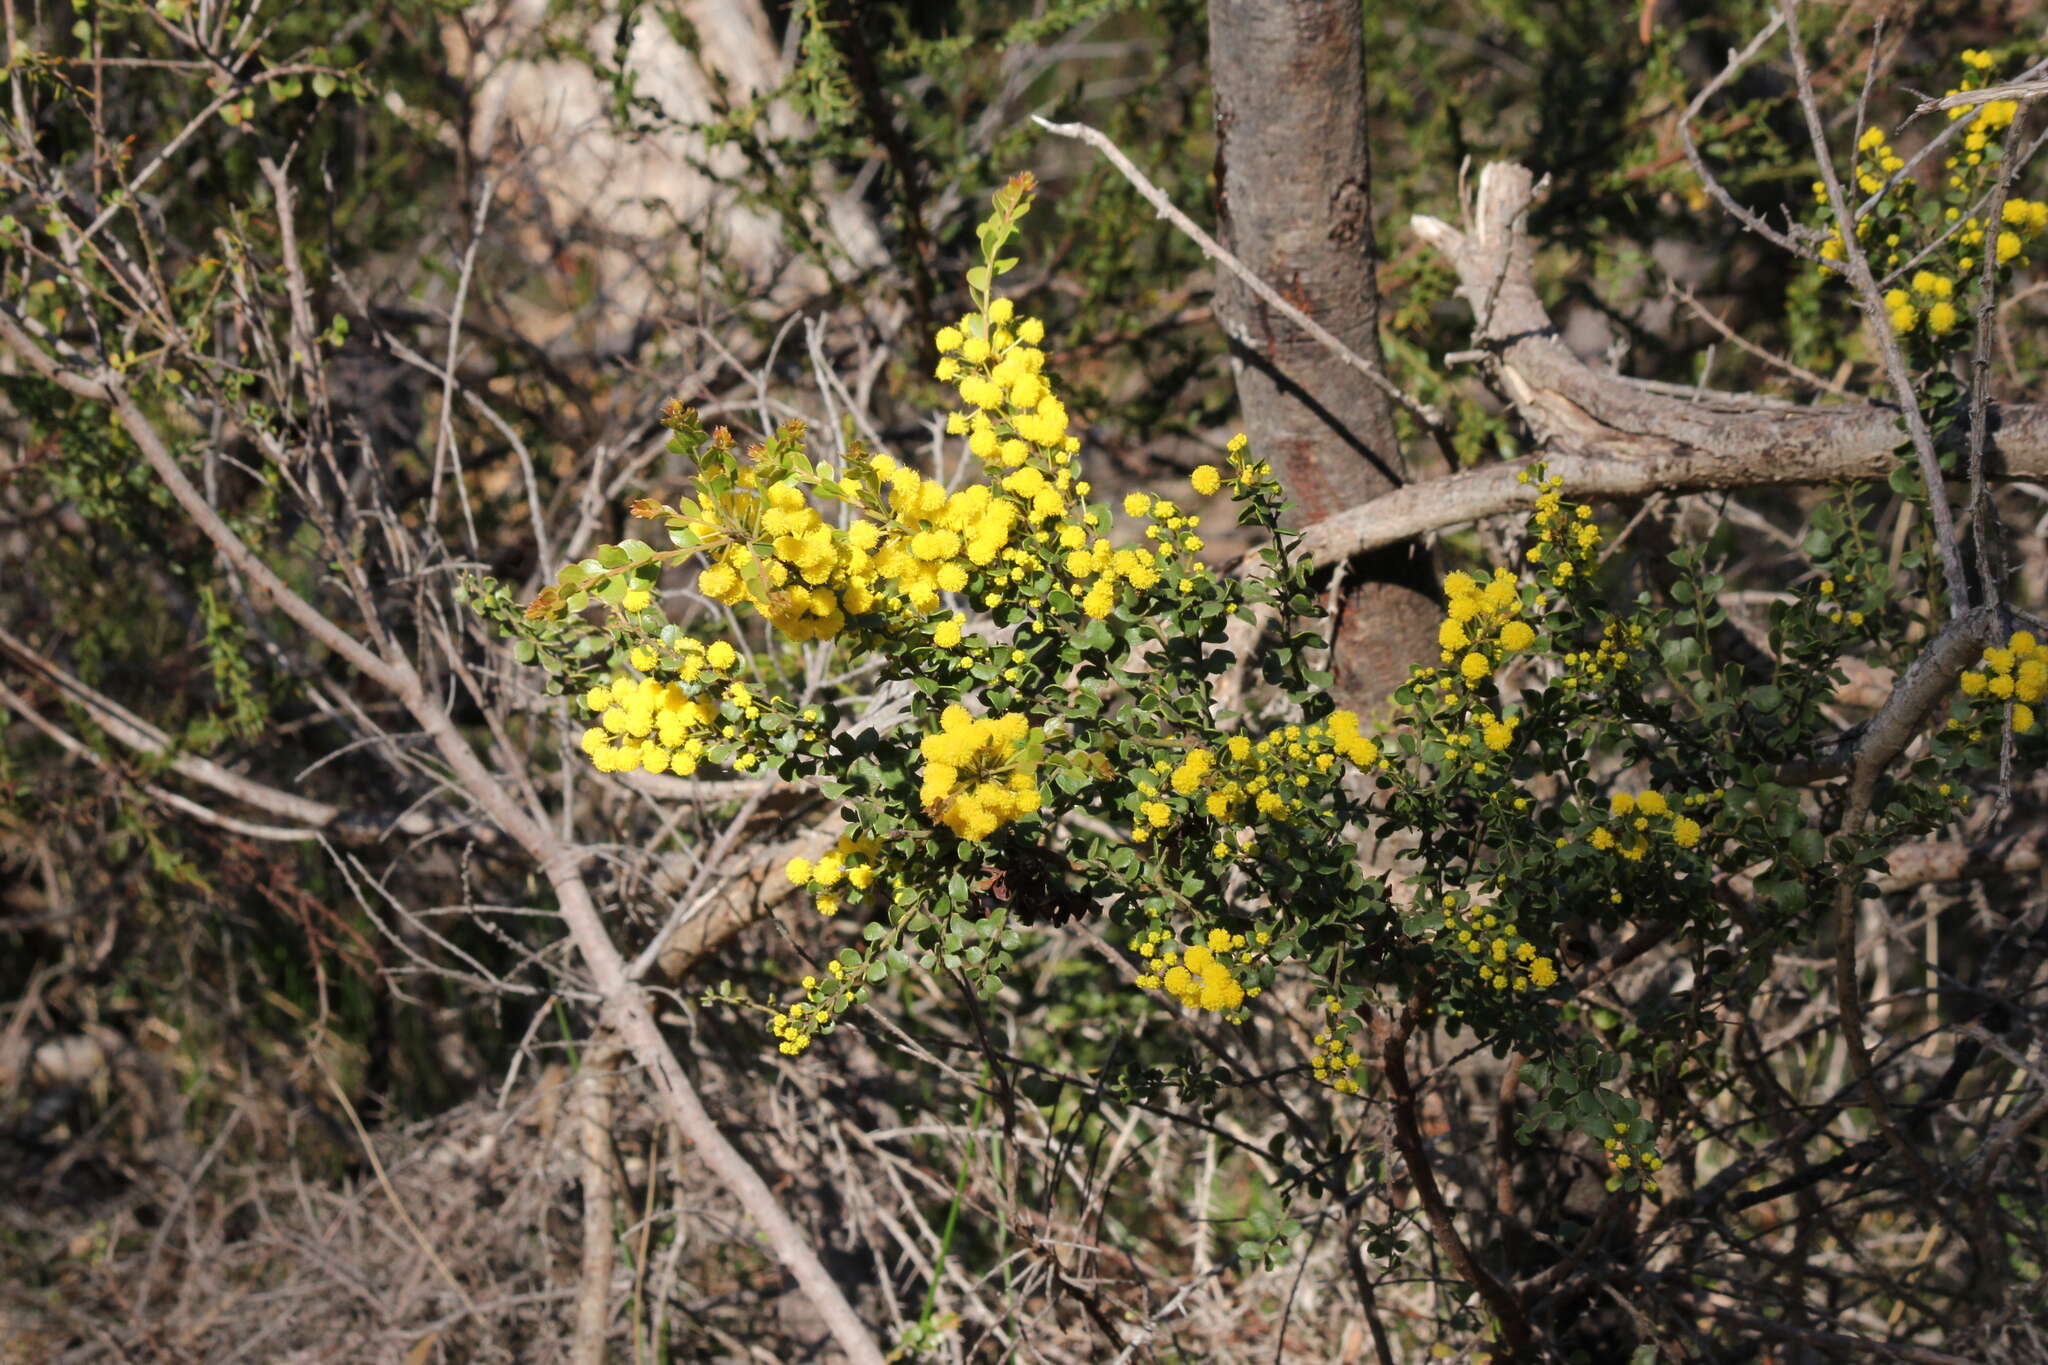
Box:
622 281 1229 732
1584 788 1717 859
612 213 1244 710
1437 566 1538 681
1935 196 2048 280
1959 630 2044 734
1310 998 1362 1093
784 830 885 918
767 966 848 1056
1436 891 1560 993
1813 53 2046 289
1832 126 1903 268
1223 432 1270 491
1559 619 1643 693
686 472 854 642
1821 143 1900 255
1122 492 1205 564
1884 270 1959 336
1808 571 1870 629
649 336 1206 679
1131 712 1380 849
770 999 817 1055
1406 663 1527 771
2002 198 2048 239
1325 710 1381 765
861 454 1019 610
1396 557 1553 773
1520 469 1603 585
1130 925 1259 1015
1603 1123 1664 1191
769 955 878 1055
938 299 1198 622
1932 55 2047 272
969 484 1156 622
655 289 1163 654
936 295 1067 452
683 453 1016 640
578 670 723 774
1948 51 2019 162
918 705 1042 840
1852 125 1906 195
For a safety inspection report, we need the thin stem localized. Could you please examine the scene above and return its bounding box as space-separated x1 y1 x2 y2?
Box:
1031 115 1444 435
1370 986 1530 1356
1778 0 1971 616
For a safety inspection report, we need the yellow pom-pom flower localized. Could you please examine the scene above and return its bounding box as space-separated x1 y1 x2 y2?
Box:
917 706 1041 841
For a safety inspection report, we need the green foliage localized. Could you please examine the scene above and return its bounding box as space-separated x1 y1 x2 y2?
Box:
10 2 2048 1356
512 178 2040 1269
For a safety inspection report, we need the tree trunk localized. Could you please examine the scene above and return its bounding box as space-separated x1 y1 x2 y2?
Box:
1208 0 1439 710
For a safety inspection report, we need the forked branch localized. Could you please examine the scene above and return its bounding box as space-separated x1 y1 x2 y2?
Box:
0 305 889 1365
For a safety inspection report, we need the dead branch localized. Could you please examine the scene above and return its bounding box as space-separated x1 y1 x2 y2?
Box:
645 825 839 984
0 621 500 848
1875 826 2048 892
0 305 890 1365
0 677 324 843
1266 163 2048 570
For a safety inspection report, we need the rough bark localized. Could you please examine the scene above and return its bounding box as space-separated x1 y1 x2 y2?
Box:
1207 0 1438 710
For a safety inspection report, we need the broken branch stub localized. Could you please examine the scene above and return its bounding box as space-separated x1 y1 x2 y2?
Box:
1406 162 2048 486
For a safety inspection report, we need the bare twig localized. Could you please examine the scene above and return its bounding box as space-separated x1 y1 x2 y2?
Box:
1778 606 1998 784
428 173 496 555
1916 80 2048 116
1400 160 2048 579
1667 279 1857 398
1031 115 1446 432
1873 825 2048 892
0 677 323 842
1678 15 1803 255
1286 427 2048 571
1823 604 2000 1260
0 307 890 1365
1778 0 1970 615
1370 987 1530 1354
0 620 495 846
323 1070 479 1316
